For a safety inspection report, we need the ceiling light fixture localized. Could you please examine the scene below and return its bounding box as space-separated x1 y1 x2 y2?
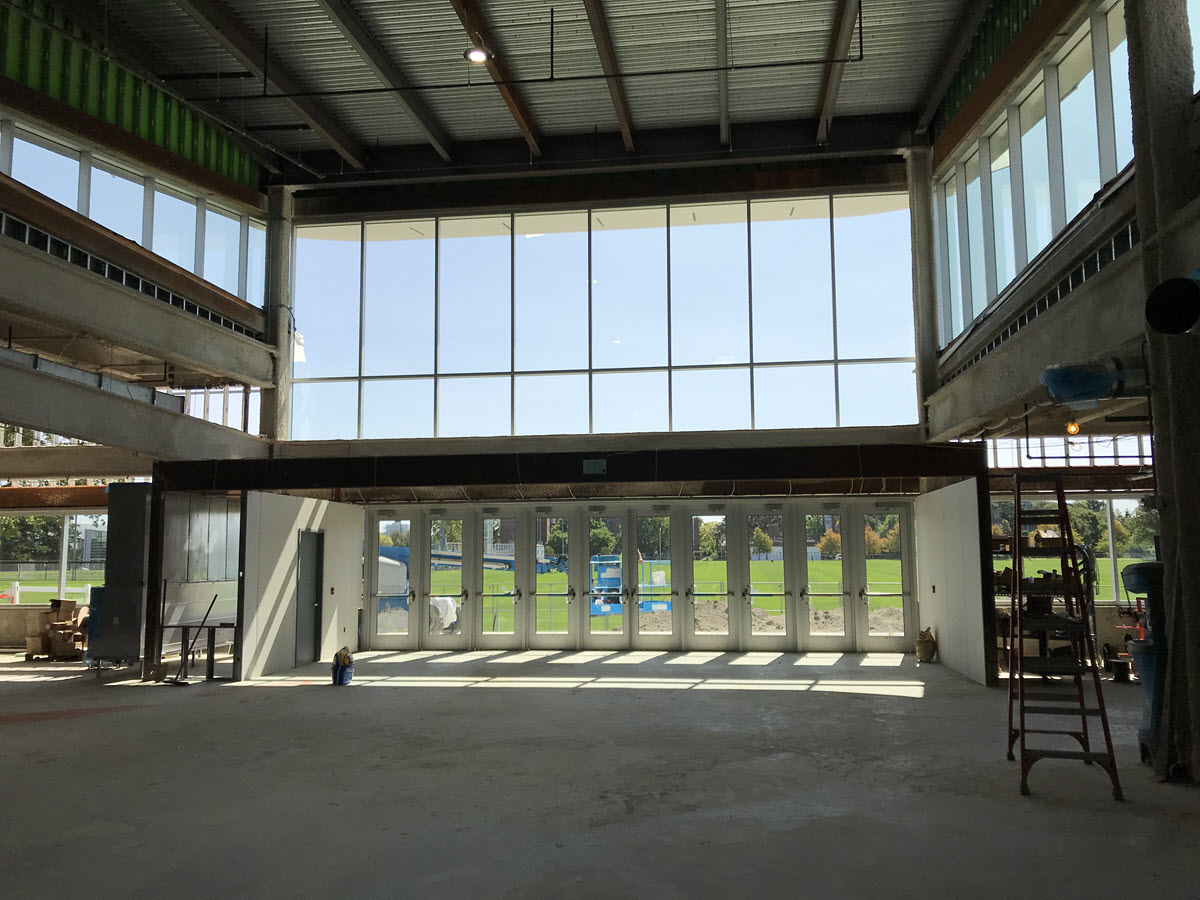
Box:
464 45 489 63
1066 418 1081 436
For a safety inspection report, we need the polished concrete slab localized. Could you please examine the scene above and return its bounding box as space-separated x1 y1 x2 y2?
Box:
0 650 1196 898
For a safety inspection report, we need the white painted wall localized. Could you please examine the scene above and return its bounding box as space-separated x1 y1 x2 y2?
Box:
915 477 987 685
241 492 364 679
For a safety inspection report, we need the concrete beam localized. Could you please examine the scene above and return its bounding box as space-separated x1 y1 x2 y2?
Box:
0 357 269 460
925 249 1146 441
0 239 274 387
0 485 109 511
0 446 152 480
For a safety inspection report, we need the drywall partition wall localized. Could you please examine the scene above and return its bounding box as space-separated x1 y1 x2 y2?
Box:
241 492 364 678
915 477 988 685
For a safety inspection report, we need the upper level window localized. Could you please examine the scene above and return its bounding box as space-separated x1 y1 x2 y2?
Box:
152 189 197 272
11 134 78 211
246 220 267 306
989 123 1017 289
964 152 988 316
1190 0 1200 92
90 164 143 243
1058 35 1101 218
514 211 588 372
1020 84 1053 261
591 206 667 369
293 224 361 380
203 207 241 295
670 202 750 366
1107 4 1134 170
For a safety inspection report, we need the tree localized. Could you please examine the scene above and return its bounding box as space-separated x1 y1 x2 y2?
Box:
1067 504 1104 553
751 526 773 556
863 525 885 556
544 523 567 557
431 519 462 548
386 529 409 548
817 528 841 559
589 519 616 555
806 515 829 543
698 520 720 559
636 516 670 558
1098 516 1130 556
882 523 902 555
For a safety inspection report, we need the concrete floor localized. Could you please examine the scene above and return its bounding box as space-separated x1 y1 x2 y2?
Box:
1 649 1196 898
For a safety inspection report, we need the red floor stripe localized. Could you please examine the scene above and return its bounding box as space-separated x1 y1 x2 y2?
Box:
0 705 136 725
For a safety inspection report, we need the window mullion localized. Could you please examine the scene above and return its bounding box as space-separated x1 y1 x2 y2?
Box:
978 136 998 302
1091 11 1119 183
953 163 972 327
1006 105 1029 272
1044 64 1067 234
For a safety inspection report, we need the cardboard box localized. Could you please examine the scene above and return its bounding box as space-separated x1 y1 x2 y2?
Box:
26 635 49 657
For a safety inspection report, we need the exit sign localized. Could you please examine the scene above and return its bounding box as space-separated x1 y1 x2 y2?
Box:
583 459 607 475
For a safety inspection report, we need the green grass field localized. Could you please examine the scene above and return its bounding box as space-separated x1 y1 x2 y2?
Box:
0 569 105 603
410 558 905 635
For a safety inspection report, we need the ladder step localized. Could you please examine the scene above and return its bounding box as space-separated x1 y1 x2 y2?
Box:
1019 657 1094 675
1023 616 1087 632
1024 706 1102 716
1022 690 1083 702
1024 749 1112 763
1018 511 1064 523
1020 547 1073 558
1019 728 1086 737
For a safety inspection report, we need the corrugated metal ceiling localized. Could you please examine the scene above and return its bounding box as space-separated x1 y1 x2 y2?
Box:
94 0 965 156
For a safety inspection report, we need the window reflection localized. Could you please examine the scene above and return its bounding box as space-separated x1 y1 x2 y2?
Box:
592 207 668 369
294 224 361 379
439 216 511 375
246 220 267 306
364 220 435 376
515 212 588 372
989 125 1017 290
204 207 241 295
942 177 964 337
750 198 833 362
964 152 988 316
670 202 750 366
11 135 79 210
833 194 914 360
1020 83 1053 260
90 165 143 243
152 189 196 272
1059 36 1101 219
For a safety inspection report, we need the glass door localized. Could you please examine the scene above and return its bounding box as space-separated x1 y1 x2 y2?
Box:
476 513 523 650
686 513 732 649
632 512 675 649
584 513 628 649
529 512 577 649
369 513 418 650
424 514 471 650
802 508 854 650
741 510 791 650
853 505 914 652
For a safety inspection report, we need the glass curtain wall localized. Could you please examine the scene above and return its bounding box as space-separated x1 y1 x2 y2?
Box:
2 121 267 305
934 4 1138 347
289 193 918 440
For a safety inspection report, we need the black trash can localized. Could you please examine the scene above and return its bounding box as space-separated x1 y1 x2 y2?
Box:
1122 562 1165 764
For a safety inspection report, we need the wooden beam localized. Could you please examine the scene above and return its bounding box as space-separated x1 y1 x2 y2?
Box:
715 0 729 146
815 0 861 145
447 0 542 158
172 0 369 170
582 0 634 153
0 485 110 510
914 0 992 134
312 0 453 162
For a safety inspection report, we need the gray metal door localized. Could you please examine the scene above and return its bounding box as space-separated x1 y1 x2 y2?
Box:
296 531 323 666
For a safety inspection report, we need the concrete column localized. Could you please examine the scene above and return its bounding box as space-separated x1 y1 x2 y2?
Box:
1126 0 1200 780
259 186 295 441
907 147 940 436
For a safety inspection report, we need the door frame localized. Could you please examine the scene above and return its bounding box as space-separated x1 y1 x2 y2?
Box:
739 503 796 652
474 506 527 650
580 506 632 650
680 503 737 651
850 501 917 652
526 507 581 650
367 507 421 651
295 529 324 667
421 506 474 651
628 504 681 651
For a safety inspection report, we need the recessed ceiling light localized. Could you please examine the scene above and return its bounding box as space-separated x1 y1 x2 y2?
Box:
465 46 489 63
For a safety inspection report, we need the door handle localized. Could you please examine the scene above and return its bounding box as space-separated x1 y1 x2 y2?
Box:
859 586 869 606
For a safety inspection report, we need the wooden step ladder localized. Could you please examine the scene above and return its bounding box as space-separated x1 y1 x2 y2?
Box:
1005 473 1123 800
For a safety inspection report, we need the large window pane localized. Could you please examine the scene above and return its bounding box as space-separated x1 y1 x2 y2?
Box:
1107 4 1134 171
832 194 914 359
291 381 358 440
515 374 588 435
753 365 836 429
672 367 751 432
439 216 511 374
592 370 669 434
1059 35 1101 219
89 165 142 242
1191 0 1200 93
838 362 918 427
670 202 750 366
592 207 668 368
293 224 361 379
1020 83 1053 259
362 378 434 439
437 376 510 437
750 198 833 362
204 207 241 295
363 220 434 376
989 125 1017 290
152 189 196 272
11 135 78 210
964 152 988 316
515 212 587 371
246 220 267 306
943 177 964 338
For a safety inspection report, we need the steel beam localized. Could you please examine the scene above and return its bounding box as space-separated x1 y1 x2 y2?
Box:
0 357 268 460
914 0 992 134
716 0 729 146
312 0 453 162
447 0 542 158
582 0 634 152
815 0 861 145
172 0 368 169
0 239 274 387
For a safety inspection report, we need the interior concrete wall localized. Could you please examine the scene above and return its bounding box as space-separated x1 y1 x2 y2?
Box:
0 605 49 648
241 492 363 679
915 477 987 684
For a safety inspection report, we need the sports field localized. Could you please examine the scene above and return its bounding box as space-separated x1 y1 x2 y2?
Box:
1 569 105 603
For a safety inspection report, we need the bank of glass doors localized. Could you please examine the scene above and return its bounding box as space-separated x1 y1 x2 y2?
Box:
367 501 914 653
